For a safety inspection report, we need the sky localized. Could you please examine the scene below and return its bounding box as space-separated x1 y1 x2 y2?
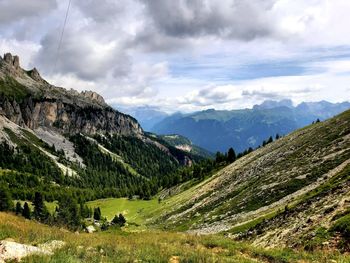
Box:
0 0 350 113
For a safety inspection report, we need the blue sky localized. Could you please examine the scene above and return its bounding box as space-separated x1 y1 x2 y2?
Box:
1 0 350 112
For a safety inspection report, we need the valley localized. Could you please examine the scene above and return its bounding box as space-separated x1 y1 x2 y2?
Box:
0 53 350 262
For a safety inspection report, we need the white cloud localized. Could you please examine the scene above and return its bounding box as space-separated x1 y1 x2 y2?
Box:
1 0 349 113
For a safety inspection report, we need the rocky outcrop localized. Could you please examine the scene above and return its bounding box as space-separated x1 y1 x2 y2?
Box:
29 67 43 82
81 91 106 105
0 53 143 137
0 96 142 136
0 240 65 262
1 53 23 77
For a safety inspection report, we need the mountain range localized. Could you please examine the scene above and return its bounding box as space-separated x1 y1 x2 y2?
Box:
148 100 350 152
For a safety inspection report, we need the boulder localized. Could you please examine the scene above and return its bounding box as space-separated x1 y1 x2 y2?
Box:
0 240 65 262
81 90 106 105
86 225 96 233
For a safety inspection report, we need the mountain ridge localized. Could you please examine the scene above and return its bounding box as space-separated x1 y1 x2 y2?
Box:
0 53 142 136
151 101 350 152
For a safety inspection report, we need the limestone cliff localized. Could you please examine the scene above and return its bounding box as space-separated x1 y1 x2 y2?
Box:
0 53 143 136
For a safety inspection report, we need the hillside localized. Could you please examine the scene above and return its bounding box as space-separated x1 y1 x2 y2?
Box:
0 53 198 201
148 109 350 249
151 101 350 152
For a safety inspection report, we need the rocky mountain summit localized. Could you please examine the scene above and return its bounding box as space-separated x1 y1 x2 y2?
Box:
0 53 142 136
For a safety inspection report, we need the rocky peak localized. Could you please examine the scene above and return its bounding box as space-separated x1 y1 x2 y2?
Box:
81 90 106 105
0 52 143 137
29 67 43 82
3 53 20 69
3 53 13 63
1 53 25 78
13 55 20 69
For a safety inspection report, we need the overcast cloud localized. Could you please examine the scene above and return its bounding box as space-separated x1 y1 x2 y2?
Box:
0 0 349 112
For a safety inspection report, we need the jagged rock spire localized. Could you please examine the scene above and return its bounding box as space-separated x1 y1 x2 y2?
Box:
3 53 20 69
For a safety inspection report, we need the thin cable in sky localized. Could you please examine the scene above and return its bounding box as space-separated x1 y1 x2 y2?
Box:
53 0 72 74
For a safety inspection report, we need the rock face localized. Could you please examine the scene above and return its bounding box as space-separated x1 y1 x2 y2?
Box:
81 90 106 105
0 96 142 136
1 53 23 77
0 53 143 137
29 67 43 82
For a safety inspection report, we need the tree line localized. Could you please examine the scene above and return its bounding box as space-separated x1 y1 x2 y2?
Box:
0 184 126 230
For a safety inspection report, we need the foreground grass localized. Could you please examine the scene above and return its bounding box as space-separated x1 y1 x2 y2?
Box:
1 213 350 263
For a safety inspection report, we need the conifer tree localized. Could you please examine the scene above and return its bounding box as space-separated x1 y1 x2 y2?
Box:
227 148 236 163
267 136 273 144
15 201 22 215
22 202 31 219
33 192 49 222
57 195 81 229
0 184 13 211
118 213 126 226
94 207 101 221
112 213 127 227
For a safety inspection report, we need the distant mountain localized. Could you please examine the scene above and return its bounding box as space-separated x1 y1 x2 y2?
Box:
253 99 294 110
116 106 168 131
151 100 350 152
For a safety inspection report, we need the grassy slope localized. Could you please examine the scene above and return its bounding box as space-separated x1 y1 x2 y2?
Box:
0 76 30 101
1 212 349 263
147 110 350 235
86 198 159 225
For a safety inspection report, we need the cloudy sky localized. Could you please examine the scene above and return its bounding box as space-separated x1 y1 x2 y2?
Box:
1 0 350 112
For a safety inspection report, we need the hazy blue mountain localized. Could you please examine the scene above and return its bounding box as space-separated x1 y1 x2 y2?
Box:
115 106 168 131
253 99 294 109
151 101 350 153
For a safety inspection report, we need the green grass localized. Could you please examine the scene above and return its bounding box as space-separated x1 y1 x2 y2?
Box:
329 213 350 250
227 210 279 235
0 76 30 101
86 198 161 225
1 212 349 263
